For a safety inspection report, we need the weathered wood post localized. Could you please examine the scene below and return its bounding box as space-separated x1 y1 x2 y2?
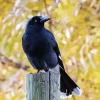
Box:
26 66 60 100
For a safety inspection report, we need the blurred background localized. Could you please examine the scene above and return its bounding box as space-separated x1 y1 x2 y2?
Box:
0 0 100 100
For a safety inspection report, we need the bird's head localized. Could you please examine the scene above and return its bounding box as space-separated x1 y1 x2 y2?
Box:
27 16 51 27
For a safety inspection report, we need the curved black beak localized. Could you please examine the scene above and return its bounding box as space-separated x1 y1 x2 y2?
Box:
40 17 51 23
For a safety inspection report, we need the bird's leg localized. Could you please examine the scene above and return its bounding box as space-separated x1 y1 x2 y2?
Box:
37 70 40 73
44 61 49 72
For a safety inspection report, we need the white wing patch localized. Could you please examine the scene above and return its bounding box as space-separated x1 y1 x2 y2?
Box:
59 55 62 60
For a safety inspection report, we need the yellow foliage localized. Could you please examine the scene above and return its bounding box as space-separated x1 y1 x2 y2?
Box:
0 0 100 100
0 94 5 100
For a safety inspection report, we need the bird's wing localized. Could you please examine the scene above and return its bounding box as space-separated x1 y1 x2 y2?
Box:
53 43 65 70
46 30 65 69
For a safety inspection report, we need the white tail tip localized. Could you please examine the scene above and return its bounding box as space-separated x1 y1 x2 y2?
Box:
72 87 82 96
60 87 82 99
60 92 72 99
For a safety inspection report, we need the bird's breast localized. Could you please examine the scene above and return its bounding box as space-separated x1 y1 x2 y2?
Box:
22 34 53 58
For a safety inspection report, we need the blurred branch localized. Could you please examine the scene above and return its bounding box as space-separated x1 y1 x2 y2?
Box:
80 35 96 74
0 53 29 70
4 0 14 3
80 43 88 73
43 0 49 15
88 52 96 69
43 0 52 31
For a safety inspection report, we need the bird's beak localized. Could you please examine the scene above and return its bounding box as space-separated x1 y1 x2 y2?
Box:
40 17 51 23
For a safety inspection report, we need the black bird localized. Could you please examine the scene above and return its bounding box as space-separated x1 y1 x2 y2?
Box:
22 16 82 98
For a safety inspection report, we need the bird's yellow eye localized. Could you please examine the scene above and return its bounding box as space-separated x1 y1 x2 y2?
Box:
34 20 37 22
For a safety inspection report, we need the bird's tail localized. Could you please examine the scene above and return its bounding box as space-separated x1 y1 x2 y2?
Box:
60 67 82 99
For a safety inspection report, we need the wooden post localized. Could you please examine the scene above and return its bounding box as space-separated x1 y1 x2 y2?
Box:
26 67 60 100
